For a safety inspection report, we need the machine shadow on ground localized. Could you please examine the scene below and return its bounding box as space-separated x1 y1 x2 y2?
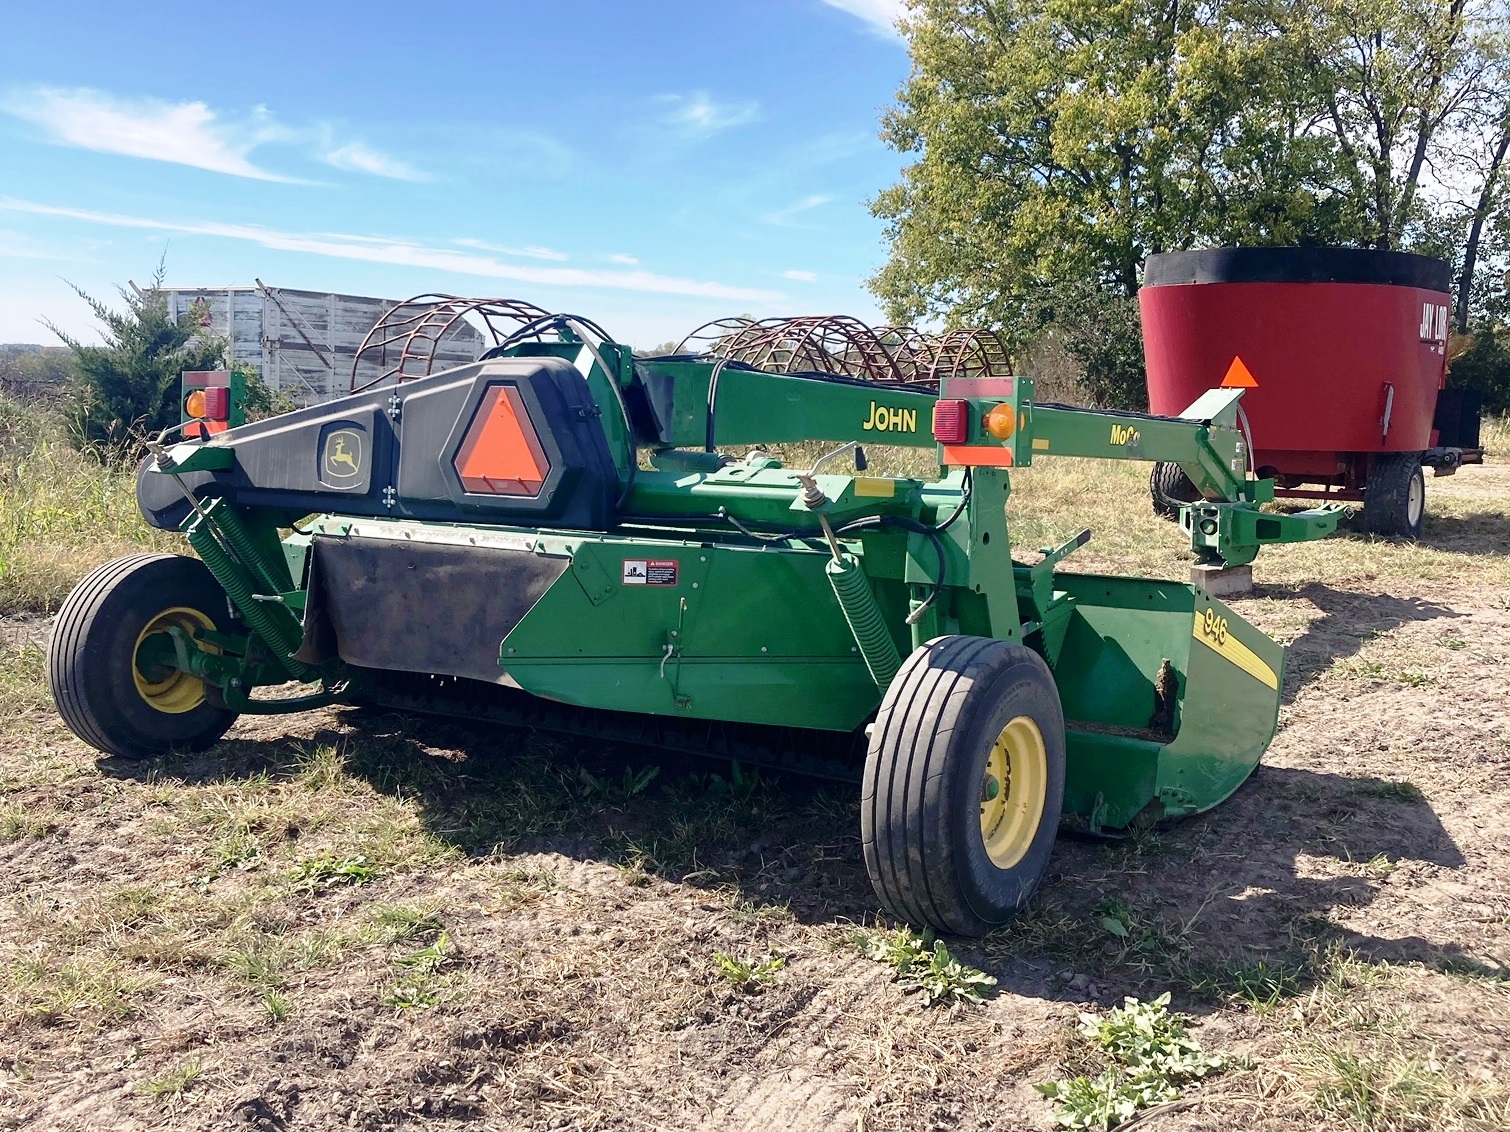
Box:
1254 581 1463 704
98 703 1484 1014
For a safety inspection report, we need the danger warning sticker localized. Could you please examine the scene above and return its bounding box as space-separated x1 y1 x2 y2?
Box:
622 559 678 586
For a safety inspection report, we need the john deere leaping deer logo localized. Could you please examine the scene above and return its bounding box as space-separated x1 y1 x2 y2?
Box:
322 429 363 481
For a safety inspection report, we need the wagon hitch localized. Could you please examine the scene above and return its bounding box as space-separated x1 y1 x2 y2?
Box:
1182 499 1347 567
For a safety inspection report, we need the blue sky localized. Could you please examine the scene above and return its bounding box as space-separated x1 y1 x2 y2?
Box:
0 0 910 349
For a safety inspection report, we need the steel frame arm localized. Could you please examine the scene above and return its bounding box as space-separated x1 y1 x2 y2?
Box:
1030 389 1251 502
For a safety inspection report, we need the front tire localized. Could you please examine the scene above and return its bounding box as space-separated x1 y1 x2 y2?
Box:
1150 462 1200 520
48 553 238 760
1362 453 1425 538
862 636 1067 936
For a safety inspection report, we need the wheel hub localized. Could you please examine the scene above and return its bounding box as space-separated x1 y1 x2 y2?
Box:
979 715 1048 869
132 607 216 714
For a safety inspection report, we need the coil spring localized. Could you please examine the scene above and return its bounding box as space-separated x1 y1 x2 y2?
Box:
186 514 313 681
826 553 901 687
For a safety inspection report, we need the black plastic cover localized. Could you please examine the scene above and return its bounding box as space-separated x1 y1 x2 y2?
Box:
138 357 622 531
302 536 569 683
1144 247 1452 292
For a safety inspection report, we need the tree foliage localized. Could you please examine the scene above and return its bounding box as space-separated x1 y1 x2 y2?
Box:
872 0 1510 406
48 262 225 458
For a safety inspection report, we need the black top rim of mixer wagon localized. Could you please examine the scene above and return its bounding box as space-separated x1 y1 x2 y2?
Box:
1142 246 1451 292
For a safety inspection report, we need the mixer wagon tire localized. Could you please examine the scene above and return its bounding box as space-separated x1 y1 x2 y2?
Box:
48 553 238 760
1362 453 1426 539
1150 462 1200 520
862 636 1066 936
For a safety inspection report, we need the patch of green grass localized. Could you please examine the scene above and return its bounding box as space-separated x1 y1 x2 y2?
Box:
1292 1041 1509 1131
380 979 440 1010
0 644 51 715
1335 658 1436 686
141 1059 203 1100
1095 899 1194 974
292 742 349 791
1348 777 1426 804
979 900 1090 962
5 954 153 1023
380 931 457 1011
1356 853 1398 878
395 931 452 976
286 852 381 891
260 989 291 1022
364 902 445 945
572 764 659 803
860 925 997 1006
712 950 786 991
1188 958 1309 1012
210 822 263 873
1036 993 1225 1129
0 802 60 842
224 934 293 990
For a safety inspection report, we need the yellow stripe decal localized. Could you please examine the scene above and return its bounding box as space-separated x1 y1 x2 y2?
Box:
1032 438 1051 451
852 477 897 498
1192 611 1278 690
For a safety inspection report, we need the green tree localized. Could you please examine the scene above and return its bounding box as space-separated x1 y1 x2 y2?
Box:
1277 0 1491 251
48 262 225 457
871 0 1351 405
871 0 1507 406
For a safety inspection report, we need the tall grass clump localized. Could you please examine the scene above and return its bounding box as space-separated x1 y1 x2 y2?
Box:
0 394 167 614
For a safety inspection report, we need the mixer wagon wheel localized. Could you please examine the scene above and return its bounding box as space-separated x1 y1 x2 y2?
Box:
862 636 1066 936
48 554 238 760
1149 462 1200 520
1362 453 1426 539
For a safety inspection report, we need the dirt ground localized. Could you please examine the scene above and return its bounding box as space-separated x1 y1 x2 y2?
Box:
0 466 1506 1131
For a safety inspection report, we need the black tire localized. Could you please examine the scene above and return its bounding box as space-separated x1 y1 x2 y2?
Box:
862 636 1067 936
1362 453 1425 538
1150 461 1200 520
48 553 238 759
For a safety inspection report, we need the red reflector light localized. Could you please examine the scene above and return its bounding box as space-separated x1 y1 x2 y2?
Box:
202 385 230 420
932 399 970 445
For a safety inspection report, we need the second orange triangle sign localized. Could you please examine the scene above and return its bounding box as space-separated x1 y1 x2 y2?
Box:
1221 356 1259 388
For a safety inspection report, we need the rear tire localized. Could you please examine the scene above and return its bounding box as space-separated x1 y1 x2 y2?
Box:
1150 462 1200 520
1362 453 1425 538
862 636 1066 936
48 553 238 760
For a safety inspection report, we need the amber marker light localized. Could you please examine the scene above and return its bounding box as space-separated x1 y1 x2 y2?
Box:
984 402 1016 440
184 389 208 419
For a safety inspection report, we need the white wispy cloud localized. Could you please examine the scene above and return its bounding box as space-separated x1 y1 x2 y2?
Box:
783 269 818 282
1 198 783 303
0 86 424 183
761 194 835 227
453 237 569 262
608 253 639 265
818 0 907 37
0 87 293 181
659 91 759 137
321 141 426 182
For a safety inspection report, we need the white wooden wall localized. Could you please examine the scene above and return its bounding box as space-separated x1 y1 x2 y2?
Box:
166 286 487 406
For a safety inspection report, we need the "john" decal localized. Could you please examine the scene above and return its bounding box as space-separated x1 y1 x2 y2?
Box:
862 401 919 433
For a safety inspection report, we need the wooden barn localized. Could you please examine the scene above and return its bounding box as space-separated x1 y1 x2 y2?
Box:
163 283 488 406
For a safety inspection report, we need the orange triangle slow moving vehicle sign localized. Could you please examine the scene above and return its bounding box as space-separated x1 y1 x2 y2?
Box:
1220 356 1259 388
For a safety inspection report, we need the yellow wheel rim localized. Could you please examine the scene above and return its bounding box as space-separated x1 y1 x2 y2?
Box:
132 607 216 714
979 715 1048 869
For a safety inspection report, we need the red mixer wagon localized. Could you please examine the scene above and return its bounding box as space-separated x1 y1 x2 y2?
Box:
1140 247 1484 537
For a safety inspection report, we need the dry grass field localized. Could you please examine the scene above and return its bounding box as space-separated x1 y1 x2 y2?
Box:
0 397 1506 1131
